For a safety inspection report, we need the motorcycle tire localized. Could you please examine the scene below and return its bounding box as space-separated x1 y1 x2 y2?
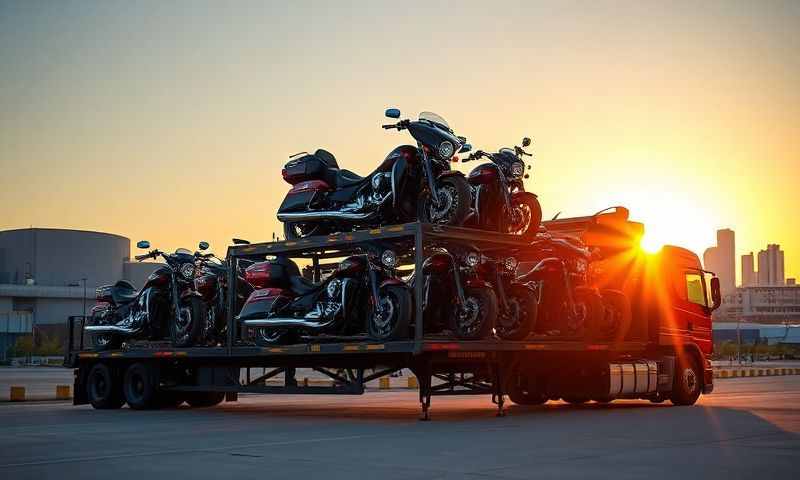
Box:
571 287 604 340
496 283 537 341
90 334 122 351
417 175 471 226
368 284 411 340
283 221 327 241
599 289 632 342
452 286 497 340
171 296 206 348
253 327 292 346
504 192 543 240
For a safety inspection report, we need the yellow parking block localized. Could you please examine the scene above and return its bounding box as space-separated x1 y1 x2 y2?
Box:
408 376 418 389
379 377 390 389
55 385 71 400
721 370 729 378
10 386 25 401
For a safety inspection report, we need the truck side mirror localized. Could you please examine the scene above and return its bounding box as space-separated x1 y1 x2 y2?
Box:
710 276 722 311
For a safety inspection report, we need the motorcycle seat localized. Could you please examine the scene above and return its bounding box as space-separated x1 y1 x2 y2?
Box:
289 276 318 296
334 168 365 188
112 280 138 304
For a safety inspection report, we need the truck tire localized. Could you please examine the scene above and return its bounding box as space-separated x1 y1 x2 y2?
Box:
123 363 158 410
562 397 589 405
87 363 125 409
670 354 701 406
185 391 225 408
507 375 548 406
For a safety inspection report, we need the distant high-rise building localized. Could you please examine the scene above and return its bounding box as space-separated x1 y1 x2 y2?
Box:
787 278 797 286
741 252 755 287
704 228 735 295
756 244 785 286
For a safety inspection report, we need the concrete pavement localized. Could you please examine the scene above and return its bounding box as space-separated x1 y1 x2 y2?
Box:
0 376 798 479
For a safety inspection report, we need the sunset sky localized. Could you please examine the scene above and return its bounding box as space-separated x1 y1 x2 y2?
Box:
1 1 798 283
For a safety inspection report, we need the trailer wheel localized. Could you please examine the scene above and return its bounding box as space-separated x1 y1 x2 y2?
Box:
670 353 701 406
368 285 411 340
507 374 547 405
185 392 225 408
123 363 158 410
87 363 125 409
562 397 589 405
452 287 496 340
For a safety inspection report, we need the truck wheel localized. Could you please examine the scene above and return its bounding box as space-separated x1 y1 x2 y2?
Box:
87 363 125 409
171 296 206 347
670 354 701 406
562 397 589 405
123 363 158 410
452 287 497 340
185 392 225 408
368 285 411 340
496 284 537 341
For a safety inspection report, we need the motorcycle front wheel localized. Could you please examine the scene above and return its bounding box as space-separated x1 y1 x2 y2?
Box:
496 284 537 341
452 286 497 340
170 296 206 347
503 192 542 240
368 285 411 340
283 221 327 241
417 175 471 226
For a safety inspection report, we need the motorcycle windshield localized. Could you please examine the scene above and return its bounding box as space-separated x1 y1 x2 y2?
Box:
175 248 192 255
419 112 451 131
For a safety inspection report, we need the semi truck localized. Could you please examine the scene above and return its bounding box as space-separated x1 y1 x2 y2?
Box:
65 210 720 419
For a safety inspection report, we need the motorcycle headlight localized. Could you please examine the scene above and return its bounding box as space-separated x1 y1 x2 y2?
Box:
511 162 524 177
465 251 480 268
438 141 454 159
180 263 195 279
504 257 518 272
381 250 397 268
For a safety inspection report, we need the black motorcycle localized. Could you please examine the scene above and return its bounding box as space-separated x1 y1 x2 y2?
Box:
237 249 411 345
277 109 472 239
481 254 540 341
517 233 603 338
85 241 207 349
462 138 542 240
192 240 254 345
416 247 499 340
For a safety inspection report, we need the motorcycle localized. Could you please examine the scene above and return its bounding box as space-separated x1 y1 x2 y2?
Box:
276 108 473 239
462 137 542 240
416 247 499 340
481 254 540 341
85 241 207 350
237 248 411 345
517 233 604 338
192 241 254 345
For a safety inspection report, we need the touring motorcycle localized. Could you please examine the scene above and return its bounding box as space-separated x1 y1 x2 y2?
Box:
277 109 472 239
192 241 254 345
237 249 411 345
462 137 542 239
85 241 206 350
517 233 604 338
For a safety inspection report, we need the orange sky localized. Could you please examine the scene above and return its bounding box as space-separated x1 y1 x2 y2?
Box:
1 1 798 284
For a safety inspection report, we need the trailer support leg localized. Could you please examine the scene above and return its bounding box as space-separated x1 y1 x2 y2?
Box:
411 359 432 421
492 364 506 417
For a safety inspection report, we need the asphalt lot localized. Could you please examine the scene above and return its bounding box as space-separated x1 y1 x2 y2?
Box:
1 376 798 480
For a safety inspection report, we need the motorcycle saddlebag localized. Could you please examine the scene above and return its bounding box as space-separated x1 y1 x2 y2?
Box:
238 288 289 321
282 154 328 184
278 180 331 213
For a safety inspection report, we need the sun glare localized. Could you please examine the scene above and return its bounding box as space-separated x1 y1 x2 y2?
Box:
640 232 664 253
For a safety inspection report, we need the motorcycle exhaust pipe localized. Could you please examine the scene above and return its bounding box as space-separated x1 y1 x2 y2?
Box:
242 317 336 330
84 324 140 334
277 210 377 222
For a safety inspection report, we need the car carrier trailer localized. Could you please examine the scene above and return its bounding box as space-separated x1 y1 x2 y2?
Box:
65 221 716 420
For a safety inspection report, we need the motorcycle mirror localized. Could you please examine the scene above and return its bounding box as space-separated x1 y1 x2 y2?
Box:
136 240 150 249
459 143 472 153
385 108 401 119
522 137 531 148
232 238 250 245
198 241 209 251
